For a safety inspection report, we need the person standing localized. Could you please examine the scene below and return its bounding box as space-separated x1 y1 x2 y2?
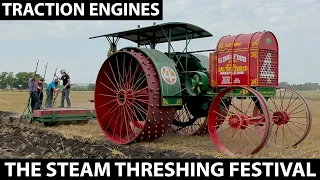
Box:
45 79 59 108
56 69 71 108
28 74 41 110
37 78 45 108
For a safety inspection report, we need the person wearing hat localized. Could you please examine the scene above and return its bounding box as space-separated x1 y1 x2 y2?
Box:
45 78 60 108
37 78 45 108
56 69 71 108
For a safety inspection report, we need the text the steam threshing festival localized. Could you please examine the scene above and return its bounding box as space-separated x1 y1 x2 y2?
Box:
0 1 318 160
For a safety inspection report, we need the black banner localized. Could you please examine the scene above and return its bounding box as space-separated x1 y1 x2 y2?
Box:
0 159 318 179
0 0 163 20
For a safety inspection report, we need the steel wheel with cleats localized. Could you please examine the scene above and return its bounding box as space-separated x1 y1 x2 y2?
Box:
94 49 175 144
207 86 273 156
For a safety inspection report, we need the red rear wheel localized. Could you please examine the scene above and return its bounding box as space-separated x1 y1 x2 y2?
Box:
94 49 175 144
207 86 272 156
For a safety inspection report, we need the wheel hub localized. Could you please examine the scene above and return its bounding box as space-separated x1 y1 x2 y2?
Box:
228 114 249 129
273 111 290 125
116 89 135 106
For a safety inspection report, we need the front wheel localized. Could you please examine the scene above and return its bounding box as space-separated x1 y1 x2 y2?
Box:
254 87 312 148
207 86 273 156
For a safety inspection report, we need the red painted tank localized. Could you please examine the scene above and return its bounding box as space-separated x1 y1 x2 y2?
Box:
209 31 279 87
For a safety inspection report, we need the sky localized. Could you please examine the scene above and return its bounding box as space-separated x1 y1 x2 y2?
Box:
0 0 319 84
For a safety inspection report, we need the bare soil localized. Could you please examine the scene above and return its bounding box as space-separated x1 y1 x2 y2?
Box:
0 111 211 159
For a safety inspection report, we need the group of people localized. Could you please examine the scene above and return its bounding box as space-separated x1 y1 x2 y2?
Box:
28 69 72 110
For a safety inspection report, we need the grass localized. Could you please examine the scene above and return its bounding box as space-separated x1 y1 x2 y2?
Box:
0 90 319 158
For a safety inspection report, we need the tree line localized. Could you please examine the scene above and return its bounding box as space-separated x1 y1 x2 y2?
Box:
0 71 318 91
0 71 95 91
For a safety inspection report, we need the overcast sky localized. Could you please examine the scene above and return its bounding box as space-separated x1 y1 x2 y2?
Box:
0 0 319 84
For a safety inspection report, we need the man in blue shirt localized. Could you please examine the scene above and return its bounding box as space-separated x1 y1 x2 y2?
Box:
45 78 60 108
28 74 41 110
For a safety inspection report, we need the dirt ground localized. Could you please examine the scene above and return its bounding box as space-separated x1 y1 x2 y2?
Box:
0 112 208 159
0 90 319 158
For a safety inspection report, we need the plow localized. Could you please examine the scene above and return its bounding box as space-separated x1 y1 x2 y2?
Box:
88 22 312 156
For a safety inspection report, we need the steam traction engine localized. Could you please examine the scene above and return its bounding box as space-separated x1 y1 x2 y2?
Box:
90 22 311 156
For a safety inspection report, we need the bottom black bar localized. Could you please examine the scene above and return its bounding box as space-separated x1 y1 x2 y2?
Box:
0 159 318 179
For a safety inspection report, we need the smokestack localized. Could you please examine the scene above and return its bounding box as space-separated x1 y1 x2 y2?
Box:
153 22 156 25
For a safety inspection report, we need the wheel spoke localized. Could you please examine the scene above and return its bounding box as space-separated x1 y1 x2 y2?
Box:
98 81 118 94
103 70 120 91
108 62 122 90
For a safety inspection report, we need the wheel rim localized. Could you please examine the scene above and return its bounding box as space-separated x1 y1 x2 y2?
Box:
95 49 175 144
255 88 312 148
171 102 208 135
207 86 272 156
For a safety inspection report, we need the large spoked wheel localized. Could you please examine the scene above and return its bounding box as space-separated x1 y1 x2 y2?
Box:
171 99 209 135
254 87 312 148
94 49 175 144
207 86 272 156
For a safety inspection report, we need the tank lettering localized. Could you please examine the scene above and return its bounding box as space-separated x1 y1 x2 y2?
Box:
219 42 242 49
218 64 248 75
218 54 247 63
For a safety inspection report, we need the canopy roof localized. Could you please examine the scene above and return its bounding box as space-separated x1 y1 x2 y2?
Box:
89 22 213 45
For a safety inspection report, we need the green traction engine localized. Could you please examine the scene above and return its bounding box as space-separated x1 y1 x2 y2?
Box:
90 22 312 156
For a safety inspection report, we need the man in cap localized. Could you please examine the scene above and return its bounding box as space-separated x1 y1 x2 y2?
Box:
56 69 71 108
28 73 41 110
37 78 45 108
45 78 60 108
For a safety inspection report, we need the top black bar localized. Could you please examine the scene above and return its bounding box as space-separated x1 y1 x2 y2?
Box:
0 0 163 20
